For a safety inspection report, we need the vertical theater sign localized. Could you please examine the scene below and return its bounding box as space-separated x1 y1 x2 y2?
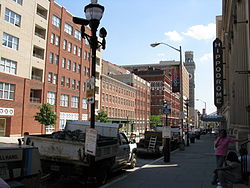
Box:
213 38 224 108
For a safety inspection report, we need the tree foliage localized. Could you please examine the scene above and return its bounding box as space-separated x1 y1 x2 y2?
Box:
149 115 162 129
34 104 57 127
96 110 109 123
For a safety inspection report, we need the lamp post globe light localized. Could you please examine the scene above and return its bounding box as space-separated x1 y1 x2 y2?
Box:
150 42 185 150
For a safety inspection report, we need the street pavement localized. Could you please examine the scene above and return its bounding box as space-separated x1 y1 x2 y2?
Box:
103 134 216 188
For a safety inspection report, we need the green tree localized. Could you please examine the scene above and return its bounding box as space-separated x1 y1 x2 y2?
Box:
34 104 57 132
96 110 109 123
149 115 162 130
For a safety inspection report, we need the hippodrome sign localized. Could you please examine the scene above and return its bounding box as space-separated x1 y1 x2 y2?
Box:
213 38 224 108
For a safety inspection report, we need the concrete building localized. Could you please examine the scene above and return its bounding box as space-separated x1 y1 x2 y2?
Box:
183 51 196 125
218 0 250 138
0 0 50 136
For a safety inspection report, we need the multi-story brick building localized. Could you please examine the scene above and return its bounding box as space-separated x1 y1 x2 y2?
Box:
101 60 151 133
123 61 189 127
0 0 50 136
0 0 104 136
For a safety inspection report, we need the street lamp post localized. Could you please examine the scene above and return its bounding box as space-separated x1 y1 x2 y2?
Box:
185 99 190 146
150 42 185 150
73 1 107 186
196 99 207 114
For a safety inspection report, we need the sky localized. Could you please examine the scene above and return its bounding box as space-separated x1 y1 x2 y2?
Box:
55 0 222 114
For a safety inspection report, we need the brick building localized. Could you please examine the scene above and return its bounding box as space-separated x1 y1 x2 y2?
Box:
0 0 50 136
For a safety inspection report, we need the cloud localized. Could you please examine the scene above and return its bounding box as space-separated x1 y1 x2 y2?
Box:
164 31 183 41
199 52 213 63
157 53 165 57
183 23 215 40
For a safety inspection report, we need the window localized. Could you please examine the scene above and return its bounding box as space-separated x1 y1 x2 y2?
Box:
78 48 81 57
88 53 91 61
72 79 76 89
63 40 67 50
84 51 87 60
12 0 22 5
50 33 55 44
64 23 72 35
73 45 77 55
82 98 87 109
71 96 79 108
66 78 70 88
5 8 21 27
62 58 66 68
77 81 80 90
77 64 81 73
47 91 56 105
52 15 60 28
2 33 19 50
85 38 89 46
53 74 58 84
61 76 65 86
0 58 17 74
33 46 45 60
35 25 46 39
0 82 15 100
48 72 52 83
67 60 71 70
72 62 76 72
75 30 81 40
54 54 59 65
49 52 53 63
55 36 60 46
67 42 72 52
60 94 69 107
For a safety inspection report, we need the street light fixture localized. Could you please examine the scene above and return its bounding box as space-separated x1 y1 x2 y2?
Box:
196 99 207 114
150 42 185 150
73 0 107 130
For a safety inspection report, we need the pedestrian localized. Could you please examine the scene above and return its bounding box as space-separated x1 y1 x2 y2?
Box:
238 147 250 173
214 151 242 188
0 178 10 188
211 129 247 185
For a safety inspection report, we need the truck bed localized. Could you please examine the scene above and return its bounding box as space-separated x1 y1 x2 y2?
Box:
25 133 118 165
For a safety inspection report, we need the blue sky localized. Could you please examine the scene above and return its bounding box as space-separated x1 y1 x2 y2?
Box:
55 0 222 114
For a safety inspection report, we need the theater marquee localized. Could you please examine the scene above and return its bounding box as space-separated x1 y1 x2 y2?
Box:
213 38 224 108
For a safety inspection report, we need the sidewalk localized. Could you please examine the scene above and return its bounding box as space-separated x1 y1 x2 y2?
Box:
104 134 216 188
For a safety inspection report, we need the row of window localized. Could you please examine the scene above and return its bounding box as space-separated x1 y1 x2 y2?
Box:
47 92 82 108
52 15 82 41
102 81 135 97
62 39 82 56
102 93 135 107
102 106 134 119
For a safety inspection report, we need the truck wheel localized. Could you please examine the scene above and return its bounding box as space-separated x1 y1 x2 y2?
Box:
96 167 109 186
129 153 136 169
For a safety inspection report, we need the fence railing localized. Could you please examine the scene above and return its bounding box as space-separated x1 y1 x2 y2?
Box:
240 140 250 183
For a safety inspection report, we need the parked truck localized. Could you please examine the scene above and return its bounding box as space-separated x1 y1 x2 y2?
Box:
24 120 137 185
137 126 181 155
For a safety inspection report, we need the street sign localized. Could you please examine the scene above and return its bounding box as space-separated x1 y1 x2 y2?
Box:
86 77 95 104
85 128 97 156
162 126 171 138
163 102 171 115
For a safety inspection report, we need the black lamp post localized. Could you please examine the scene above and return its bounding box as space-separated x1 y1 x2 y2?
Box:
185 99 190 146
73 1 107 186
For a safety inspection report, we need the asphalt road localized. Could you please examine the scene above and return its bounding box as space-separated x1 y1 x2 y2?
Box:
40 154 161 188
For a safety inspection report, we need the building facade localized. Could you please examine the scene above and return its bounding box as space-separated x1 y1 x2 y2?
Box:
183 51 196 125
218 0 250 138
123 62 189 127
0 0 50 136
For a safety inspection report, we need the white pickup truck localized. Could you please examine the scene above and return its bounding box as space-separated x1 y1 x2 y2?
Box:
24 121 137 185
